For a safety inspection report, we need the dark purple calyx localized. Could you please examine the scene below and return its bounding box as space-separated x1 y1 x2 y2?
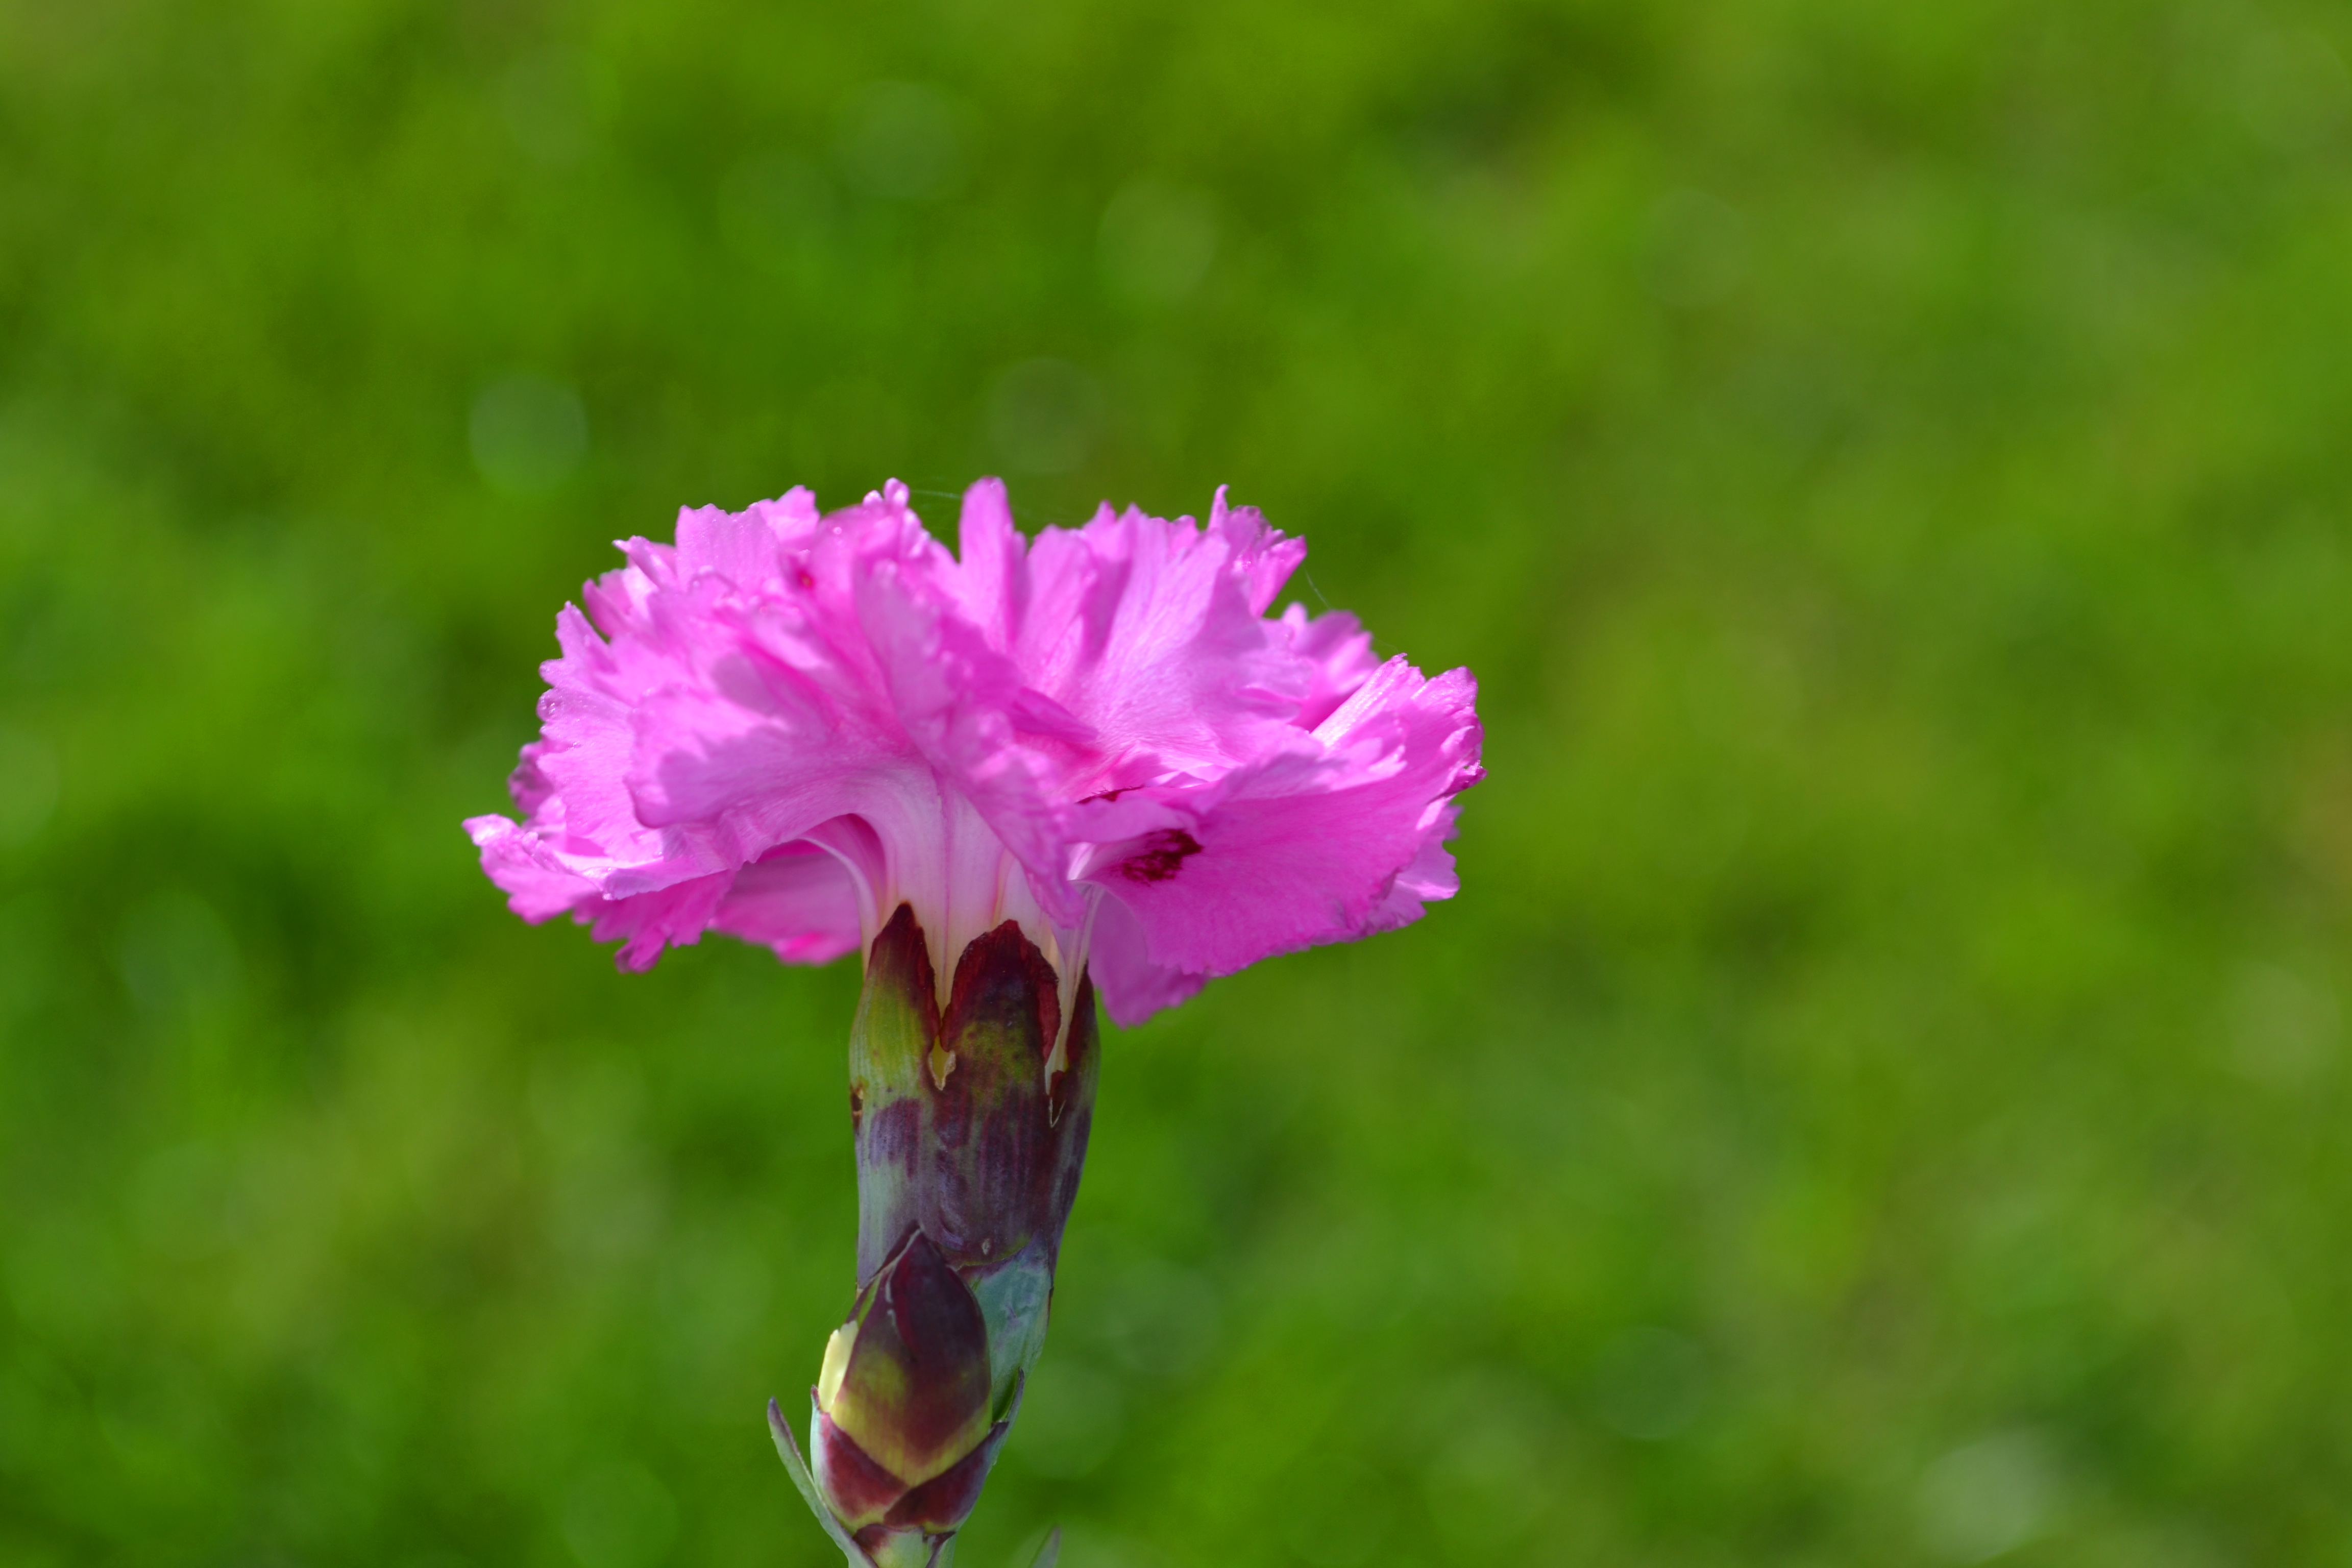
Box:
848 905 1097 1302
812 903 1101 1558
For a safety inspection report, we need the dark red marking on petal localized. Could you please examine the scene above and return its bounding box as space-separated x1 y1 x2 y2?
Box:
1079 787 1131 803
1117 829 1202 884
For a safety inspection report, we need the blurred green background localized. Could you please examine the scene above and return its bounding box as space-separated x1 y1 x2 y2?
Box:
5 0 2351 1563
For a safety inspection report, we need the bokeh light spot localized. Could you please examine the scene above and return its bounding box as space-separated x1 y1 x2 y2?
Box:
989 359 1104 475
1099 180 1219 305
469 375 587 496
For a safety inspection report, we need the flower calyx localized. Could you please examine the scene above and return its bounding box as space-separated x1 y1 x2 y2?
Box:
797 902 1102 1564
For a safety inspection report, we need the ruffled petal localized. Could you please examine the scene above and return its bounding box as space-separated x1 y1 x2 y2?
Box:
711 842 865 963
952 482 1314 794
1276 602 1383 730
579 872 734 972
1084 895 1207 1024
1081 659 1482 1025
466 813 601 921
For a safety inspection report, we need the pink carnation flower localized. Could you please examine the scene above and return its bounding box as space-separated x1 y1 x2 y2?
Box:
465 478 1482 1027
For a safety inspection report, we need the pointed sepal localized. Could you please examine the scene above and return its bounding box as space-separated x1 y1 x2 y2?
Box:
819 1231 993 1497
768 1396 876 1567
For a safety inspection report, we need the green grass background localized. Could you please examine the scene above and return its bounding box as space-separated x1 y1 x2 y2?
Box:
5 1 2351 1563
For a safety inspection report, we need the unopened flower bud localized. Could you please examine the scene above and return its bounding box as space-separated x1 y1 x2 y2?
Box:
811 1231 996 1531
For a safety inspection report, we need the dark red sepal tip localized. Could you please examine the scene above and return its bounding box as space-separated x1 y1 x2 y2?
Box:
884 1417 1011 1530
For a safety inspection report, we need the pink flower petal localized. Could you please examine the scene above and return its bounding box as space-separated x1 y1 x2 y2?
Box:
1081 659 1483 1025
712 841 865 963
464 479 1482 1018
